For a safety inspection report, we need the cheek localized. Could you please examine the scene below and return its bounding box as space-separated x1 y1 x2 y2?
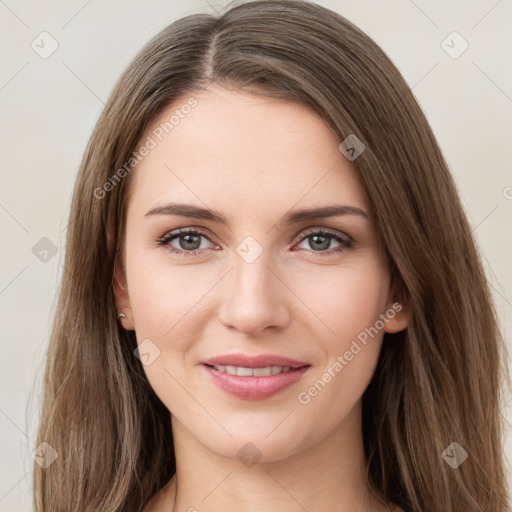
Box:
293 259 389 415
124 248 225 404
124 255 211 412
292 257 390 344
125 239 213 338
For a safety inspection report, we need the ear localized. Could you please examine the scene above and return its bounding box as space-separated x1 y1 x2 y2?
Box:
113 260 135 331
383 281 412 334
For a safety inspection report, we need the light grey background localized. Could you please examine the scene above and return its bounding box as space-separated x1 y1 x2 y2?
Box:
1 0 511 510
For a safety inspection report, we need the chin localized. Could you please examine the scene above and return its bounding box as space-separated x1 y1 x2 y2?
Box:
202 430 303 464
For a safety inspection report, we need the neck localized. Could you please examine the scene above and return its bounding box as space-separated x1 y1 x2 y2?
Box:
163 400 390 512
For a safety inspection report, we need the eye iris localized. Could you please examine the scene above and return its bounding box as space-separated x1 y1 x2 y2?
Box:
309 234 330 251
180 233 201 250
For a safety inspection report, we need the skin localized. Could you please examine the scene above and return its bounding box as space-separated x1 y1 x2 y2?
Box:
113 85 410 512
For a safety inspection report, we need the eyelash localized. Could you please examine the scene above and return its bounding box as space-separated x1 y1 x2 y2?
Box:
155 227 353 257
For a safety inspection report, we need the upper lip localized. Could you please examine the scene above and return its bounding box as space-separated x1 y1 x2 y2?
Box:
201 353 310 369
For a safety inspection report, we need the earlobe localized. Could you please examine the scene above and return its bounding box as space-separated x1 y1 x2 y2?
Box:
384 306 411 334
383 284 412 334
113 261 135 331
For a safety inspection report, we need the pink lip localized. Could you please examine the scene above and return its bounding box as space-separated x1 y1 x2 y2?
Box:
200 353 311 400
201 353 309 369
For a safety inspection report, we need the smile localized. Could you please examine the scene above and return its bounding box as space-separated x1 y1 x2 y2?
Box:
202 363 310 400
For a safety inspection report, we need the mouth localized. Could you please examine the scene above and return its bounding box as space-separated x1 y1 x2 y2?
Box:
201 360 311 400
201 353 309 370
203 363 307 376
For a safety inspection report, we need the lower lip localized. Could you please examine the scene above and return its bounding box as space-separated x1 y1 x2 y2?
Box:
202 364 310 400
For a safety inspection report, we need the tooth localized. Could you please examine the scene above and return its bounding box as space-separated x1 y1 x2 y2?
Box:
253 366 273 376
211 365 293 376
236 366 254 376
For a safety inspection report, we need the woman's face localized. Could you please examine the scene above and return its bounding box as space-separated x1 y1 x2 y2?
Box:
114 85 408 461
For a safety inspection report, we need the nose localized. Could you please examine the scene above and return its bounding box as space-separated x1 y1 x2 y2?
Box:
217 252 291 336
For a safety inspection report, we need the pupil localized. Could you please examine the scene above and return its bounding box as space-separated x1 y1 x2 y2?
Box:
182 234 200 250
311 235 329 251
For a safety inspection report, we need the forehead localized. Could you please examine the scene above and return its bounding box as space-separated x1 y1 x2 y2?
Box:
128 86 371 219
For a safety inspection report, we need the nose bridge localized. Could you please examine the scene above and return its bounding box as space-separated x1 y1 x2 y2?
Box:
231 233 276 292
218 236 290 334
233 249 274 298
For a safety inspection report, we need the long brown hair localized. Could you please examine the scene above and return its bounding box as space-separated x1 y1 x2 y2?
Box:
33 1 510 510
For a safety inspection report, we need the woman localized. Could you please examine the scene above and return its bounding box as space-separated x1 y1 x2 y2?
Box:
33 1 510 510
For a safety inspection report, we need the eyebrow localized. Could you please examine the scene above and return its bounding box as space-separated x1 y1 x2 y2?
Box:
145 202 369 225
